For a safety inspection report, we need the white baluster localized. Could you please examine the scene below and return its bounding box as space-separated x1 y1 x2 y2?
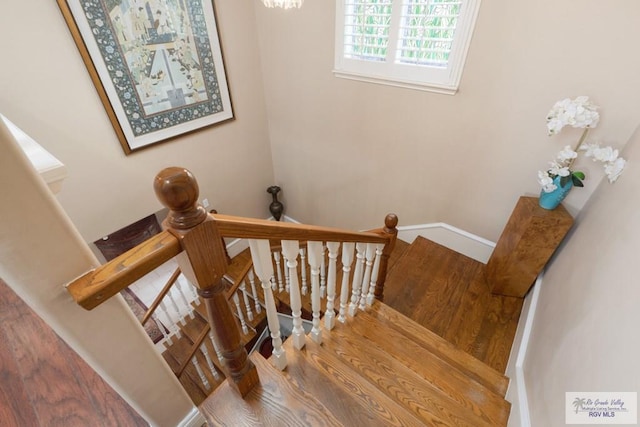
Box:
367 244 385 306
232 292 249 335
180 274 200 304
359 243 376 311
299 247 308 295
249 239 287 370
273 251 284 292
200 343 221 381
284 254 291 293
239 280 254 322
209 332 223 363
324 242 340 330
337 242 355 323
281 240 305 350
191 356 210 390
152 312 170 342
307 241 323 344
175 280 195 319
247 269 262 314
319 244 327 298
167 289 185 325
159 300 181 339
348 243 366 317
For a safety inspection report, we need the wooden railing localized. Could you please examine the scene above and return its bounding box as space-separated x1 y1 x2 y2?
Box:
66 166 398 398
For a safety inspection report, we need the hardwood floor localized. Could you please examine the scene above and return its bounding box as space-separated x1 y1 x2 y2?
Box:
0 279 147 427
383 236 523 373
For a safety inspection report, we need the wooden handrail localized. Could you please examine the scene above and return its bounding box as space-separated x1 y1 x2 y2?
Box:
141 267 182 326
67 231 182 310
212 214 390 244
67 214 394 311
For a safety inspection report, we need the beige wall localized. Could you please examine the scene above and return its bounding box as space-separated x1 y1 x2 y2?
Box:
0 0 274 243
2 2 640 424
0 119 195 427
254 1 640 241
524 125 640 425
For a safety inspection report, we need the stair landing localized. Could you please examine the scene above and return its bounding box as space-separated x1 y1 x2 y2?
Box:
383 236 523 373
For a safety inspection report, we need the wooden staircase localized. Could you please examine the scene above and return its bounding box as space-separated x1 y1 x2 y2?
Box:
196 236 515 426
65 168 521 426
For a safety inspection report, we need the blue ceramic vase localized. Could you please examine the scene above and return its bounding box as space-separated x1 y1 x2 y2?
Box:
539 175 573 210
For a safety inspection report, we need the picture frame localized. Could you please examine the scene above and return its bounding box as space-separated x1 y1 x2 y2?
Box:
57 0 233 154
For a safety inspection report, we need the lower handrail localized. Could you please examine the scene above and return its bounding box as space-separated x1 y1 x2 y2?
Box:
66 231 182 310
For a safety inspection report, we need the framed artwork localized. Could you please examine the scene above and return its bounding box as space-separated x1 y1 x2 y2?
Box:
57 0 233 154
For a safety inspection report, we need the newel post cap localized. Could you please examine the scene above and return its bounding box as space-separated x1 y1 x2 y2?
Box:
154 167 207 229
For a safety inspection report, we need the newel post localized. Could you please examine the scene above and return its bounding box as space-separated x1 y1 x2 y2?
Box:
154 167 259 397
374 213 398 301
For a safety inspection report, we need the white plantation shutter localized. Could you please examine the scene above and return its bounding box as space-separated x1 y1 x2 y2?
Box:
343 0 393 62
335 0 481 94
396 0 461 67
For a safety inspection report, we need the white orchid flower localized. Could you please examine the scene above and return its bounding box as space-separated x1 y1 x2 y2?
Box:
605 157 626 183
538 171 557 193
593 146 619 163
539 96 624 193
546 96 599 134
557 145 578 162
548 161 570 177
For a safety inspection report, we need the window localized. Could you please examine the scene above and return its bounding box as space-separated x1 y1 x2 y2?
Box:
334 0 481 94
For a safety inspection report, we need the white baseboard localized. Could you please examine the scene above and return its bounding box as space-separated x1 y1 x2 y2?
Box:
227 220 496 264
225 237 249 259
397 223 495 263
505 274 542 427
176 407 206 427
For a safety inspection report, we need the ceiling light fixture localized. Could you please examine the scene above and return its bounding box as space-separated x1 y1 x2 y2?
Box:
262 0 303 9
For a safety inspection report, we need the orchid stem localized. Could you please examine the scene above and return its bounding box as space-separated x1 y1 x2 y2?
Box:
568 128 590 169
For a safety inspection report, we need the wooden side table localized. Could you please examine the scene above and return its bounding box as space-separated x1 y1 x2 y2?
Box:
486 196 574 298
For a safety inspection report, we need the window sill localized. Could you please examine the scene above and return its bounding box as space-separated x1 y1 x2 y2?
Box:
333 70 458 95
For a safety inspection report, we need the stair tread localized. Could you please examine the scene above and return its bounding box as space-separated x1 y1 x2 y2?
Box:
465 294 523 373
442 270 492 353
351 305 510 424
201 352 347 426
178 312 208 343
316 324 502 426
201 313 508 426
370 301 510 397
280 338 428 426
